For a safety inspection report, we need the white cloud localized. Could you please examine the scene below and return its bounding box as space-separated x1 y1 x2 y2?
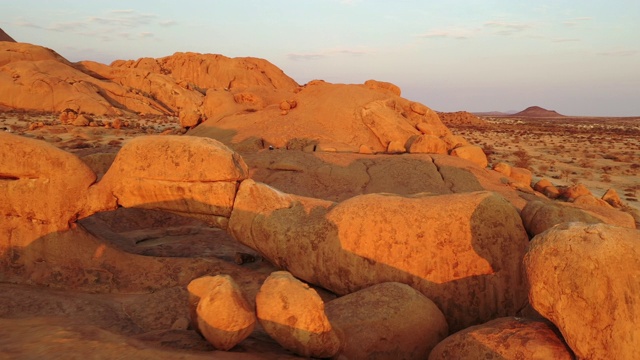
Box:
484 20 533 35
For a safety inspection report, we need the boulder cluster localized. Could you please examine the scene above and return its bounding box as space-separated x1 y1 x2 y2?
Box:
2 129 637 358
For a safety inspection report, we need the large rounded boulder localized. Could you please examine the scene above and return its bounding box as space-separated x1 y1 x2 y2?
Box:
229 180 529 331
524 222 640 359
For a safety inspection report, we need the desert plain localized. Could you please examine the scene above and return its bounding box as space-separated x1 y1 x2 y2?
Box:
1 31 640 360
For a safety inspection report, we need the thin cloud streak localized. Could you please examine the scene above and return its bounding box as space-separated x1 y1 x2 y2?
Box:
417 29 473 40
484 20 533 35
598 49 638 57
12 9 174 40
288 48 368 61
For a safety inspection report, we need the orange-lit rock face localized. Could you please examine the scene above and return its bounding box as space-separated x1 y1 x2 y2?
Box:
95 135 249 228
525 222 640 360
256 271 340 358
229 180 529 332
190 81 452 154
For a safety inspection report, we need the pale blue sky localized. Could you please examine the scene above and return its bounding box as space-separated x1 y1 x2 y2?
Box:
1 0 639 116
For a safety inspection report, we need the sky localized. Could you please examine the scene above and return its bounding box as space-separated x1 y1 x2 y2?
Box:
1 0 639 116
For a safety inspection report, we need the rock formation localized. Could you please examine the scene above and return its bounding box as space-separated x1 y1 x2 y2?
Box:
228 179 530 332
525 222 640 360
2 37 638 358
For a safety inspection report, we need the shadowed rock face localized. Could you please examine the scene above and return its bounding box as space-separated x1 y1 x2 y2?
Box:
428 317 574 360
228 179 530 332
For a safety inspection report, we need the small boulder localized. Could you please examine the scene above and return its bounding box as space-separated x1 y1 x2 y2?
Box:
279 101 291 111
450 145 488 168
429 317 574 360
533 178 553 193
195 275 256 351
73 114 92 126
562 183 591 201
326 282 448 359
602 188 623 208
256 271 340 358
525 223 640 360
509 167 532 187
387 140 406 154
492 162 511 177
408 134 447 154
442 134 469 149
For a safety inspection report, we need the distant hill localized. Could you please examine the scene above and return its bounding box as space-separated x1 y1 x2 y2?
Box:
0 28 16 42
513 106 564 117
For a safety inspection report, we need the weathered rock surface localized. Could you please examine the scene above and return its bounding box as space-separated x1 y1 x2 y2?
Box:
194 275 256 350
325 282 448 359
428 317 574 360
0 132 104 244
96 135 248 228
243 150 530 210
524 222 640 360
229 180 529 332
255 271 340 358
190 80 452 154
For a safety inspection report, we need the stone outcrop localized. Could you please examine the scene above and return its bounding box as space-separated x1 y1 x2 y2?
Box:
229 180 529 332
326 282 448 359
190 80 454 154
95 135 248 228
255 271 340 358
428 317 574 360
524 222 640 359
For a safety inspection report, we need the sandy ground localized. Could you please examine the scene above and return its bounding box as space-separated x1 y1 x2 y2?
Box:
450 115 640 211
0 110 183 156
